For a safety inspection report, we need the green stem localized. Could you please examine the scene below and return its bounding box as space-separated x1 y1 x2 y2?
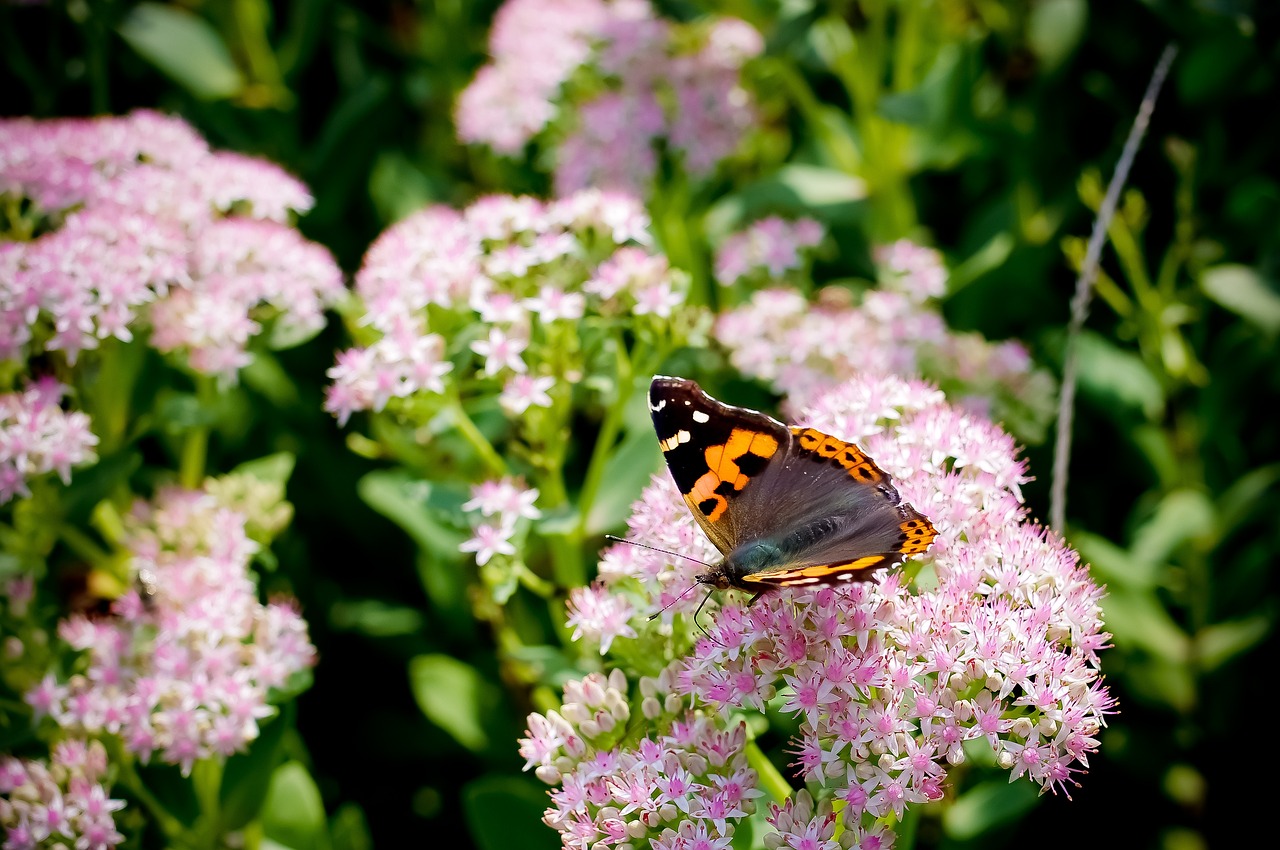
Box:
654 176 710 309
179 377 217 490
57 523 113 568
745 738 793 805
892 801 922 849
85 0 111 112
191 757 225 850
113 752 187 843
574 337 634 542
449 397 508 477
516 563 557 598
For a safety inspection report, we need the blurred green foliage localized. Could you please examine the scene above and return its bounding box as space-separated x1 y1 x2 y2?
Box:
3 1 1278 849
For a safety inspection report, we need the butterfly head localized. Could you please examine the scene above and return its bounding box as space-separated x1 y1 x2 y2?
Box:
694 565 733 591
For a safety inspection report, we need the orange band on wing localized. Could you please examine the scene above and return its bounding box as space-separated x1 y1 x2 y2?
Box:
686 428 779 523
792 427 884 483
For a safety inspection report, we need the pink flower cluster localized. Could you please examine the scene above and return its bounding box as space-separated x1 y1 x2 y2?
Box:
585 375 1112 843
519 670 763 850
25 487 316 775
456 0 762 195
460 477 542 567
0 740 125 850
325 190 677 425
714 217 827 288
0 111 342 377
0 378 97 504
714 241 1056 438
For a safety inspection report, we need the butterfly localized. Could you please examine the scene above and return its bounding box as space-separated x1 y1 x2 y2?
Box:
648 376 936 608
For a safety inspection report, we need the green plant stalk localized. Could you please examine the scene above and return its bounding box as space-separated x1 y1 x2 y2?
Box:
1106 214 1155 307
574 335 635 542
84 0 111 113
745 739 793 805
893 801 922 848
770 60 861 172
111 749 187 844
191 756 225 850
231 0 286 96
653 174 710 309
57 523 113 569
515 562 556 598
179 378 217 490
447 396 508 478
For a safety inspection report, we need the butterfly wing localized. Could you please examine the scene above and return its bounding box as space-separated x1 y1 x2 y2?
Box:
650 377 935 586
732 424 936 586
649 375 789 556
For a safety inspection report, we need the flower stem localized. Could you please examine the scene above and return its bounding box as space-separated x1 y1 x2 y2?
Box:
112 750 186 843
179 377 216 490
57 523 113 568
449 396 508 478
744 738 793 805
191 757 225 850
574 336 634 542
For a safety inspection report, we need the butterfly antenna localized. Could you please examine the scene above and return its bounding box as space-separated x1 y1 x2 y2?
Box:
603 534 715 568
646 581 702 621
691 586 724 648
604 535 724 646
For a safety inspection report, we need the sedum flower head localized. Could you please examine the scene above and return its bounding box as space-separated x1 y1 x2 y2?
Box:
0 740 125 850
569 374 1113 843
457 0 762 196
28 487 316 775
714 241 1058 443
325 189 687 426
519 669 763 850
0 378 98 504
0 111 341 381
714 216 827 288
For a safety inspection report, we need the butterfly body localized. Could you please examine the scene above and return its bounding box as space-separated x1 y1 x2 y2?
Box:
650 376 936 603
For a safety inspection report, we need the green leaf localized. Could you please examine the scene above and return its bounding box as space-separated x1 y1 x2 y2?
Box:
1099 586 1190 663
1071 529 1160 589
462 776 561 850
329 803 373 850
357 470 468 560
1072 330 1165 421
943 778 1040 839
117 3 244 100
233 452 297 487
1216 463 1280 538
585 425 663 536
370 151 437 224
261 762 327 850
947 232 1015 294
1027 0 1088 72
772 164 869 207
1198 614 1273 671
263 317 327 352
1200 264 1280 334
1123 654 1196 713
408 654 498 752
329 599 426 637
1130 489 1217 567
221 712 288 831
242 350 302 407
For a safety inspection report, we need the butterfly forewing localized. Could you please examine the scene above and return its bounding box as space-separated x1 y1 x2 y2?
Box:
649 376 789 555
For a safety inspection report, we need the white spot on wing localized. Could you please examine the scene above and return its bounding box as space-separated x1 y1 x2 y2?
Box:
650 399 666 412
692 410 710 423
